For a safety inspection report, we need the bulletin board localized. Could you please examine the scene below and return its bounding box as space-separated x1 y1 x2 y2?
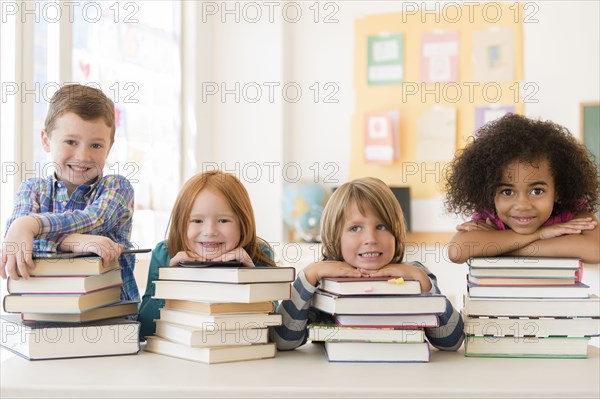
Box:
580 102 600 219
349 3 525 199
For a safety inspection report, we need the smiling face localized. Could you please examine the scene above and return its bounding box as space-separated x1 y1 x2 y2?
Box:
340 201 396 270
41 112 112 195
494 159 557 234
186 188 242 260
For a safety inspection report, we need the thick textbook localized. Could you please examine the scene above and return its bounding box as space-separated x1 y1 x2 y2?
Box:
467 281 589 299
319 277 421 296
154 320 269 347
463 336 590 358
7 268 123 294
468 267 577 279
158 308 282 330
467 257 583 281
308 323 425 343
333 313 439 328
313 291 447 315
159 265 295 283
153 280 291 303
3 286 122 313
164 299 275 314
144 336 276 364
28 255 119 276
323 341 430 362
22 301 139 323
462 294 600 317
466 275 575 286
0 315 140 360
467 256 582 269
462 313 600 337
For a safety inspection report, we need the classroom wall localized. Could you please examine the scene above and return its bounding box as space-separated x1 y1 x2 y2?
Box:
194 1 599 242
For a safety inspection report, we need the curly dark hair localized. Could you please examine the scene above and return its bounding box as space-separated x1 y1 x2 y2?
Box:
444 113 600 217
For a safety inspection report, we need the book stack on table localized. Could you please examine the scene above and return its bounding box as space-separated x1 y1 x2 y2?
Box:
463 256 600 358
1 254 140 360
143 262 295 364
309 277 447 362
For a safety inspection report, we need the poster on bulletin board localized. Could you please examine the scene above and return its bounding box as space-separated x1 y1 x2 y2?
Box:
367 33 404 85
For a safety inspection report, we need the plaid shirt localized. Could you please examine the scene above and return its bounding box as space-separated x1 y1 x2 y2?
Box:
5 174 140 302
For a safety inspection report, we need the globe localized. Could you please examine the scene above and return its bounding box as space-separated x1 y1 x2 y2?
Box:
282 181 331 242
294 205 323 243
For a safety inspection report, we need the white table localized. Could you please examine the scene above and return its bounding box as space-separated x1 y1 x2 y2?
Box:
1 343 599 398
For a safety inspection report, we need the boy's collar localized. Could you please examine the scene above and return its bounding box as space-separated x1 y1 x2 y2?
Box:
51 173 102 191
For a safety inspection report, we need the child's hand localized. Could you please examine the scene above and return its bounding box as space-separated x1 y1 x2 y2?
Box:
303 261 362 287
210 247 255 268
359 263 432 293
169 251 206 266
1 216 39 280
60 234 123 266
456 218 497 232
538 217 598 240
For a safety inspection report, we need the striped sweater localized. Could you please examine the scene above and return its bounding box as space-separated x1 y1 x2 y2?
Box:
270 261 464 351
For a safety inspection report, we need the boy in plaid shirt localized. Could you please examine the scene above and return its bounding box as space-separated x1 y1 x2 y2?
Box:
2 84 139 302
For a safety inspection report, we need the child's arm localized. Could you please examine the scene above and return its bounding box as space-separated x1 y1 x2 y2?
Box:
58 233 123 266
400 262 464 351
448 216 598 263
270 261 362 350
30 175 134 244
512 214 600 263
138 241 170 340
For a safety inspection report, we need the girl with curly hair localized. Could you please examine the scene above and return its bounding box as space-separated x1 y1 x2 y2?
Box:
444 113 600 264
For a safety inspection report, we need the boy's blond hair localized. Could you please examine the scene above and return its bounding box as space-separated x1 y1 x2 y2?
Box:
320 177 407 263
166 170 275 267
45 84 116 143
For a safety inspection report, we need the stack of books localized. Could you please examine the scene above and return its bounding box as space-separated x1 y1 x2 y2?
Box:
143 262 295 364
1 254 140 360
463 256 600 358
309 277 447 362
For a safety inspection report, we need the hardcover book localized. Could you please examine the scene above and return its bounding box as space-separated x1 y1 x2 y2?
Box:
462 294 600 317
468 267 577 279
154 320 269 347
313 291 447 315
3 286 122 313
467 281 590 299
28 254 119 276
323 341 431 362
153 280 291 303
159 265 296 284
462 313 600 338
466 275 575 286
7 268 123 294
467 257 583 281
144 336 276 364
333 313 439 328
22 301 139 323
308 323 425 343
158 308 282 330
463 336 590 358
163 299 275 314
0 315 140 360
319 277 421 296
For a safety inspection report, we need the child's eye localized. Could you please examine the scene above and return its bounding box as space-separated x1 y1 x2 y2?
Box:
218 219 230 224
376 224 388 231
65 140 77 146
350 226 361 232
531 188 545 196
499 189 513 196
190 219 203 224
91 143 103 149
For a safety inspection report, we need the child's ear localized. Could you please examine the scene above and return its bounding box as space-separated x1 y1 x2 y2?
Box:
41 130 51 152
